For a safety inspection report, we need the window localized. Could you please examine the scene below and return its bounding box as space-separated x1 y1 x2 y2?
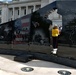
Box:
24 9 26 15
12 10 13 15
36 5 41 10
18 9 19 15
28 6 33 13
0 18 2 23
0 10 1 15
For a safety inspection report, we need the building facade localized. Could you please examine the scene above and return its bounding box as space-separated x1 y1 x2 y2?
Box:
0 0 62 26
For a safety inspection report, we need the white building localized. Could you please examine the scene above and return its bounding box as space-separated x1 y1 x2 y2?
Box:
0 0 62 26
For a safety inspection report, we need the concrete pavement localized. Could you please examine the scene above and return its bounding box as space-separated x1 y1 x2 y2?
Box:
0 54 76 75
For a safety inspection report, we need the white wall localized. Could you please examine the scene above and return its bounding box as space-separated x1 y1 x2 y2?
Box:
52 19 62 27
2 5 8 23
21 7 26 17
49 0 56 3
19 0 38 1
1 0 62 23
41 0 49 7
14 8 19 19
8 8 12 21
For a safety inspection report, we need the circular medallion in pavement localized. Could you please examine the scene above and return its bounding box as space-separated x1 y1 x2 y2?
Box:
58 70 71 75
21 67 34 72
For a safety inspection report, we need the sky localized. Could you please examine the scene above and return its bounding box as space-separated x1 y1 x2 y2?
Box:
0 0 12 1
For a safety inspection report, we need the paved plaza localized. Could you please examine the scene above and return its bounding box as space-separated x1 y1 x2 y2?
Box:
0 54 75 75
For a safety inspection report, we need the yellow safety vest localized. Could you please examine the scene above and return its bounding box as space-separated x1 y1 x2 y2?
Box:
52 29 59 37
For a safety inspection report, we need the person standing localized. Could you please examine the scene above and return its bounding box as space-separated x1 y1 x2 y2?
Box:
51 24 59 54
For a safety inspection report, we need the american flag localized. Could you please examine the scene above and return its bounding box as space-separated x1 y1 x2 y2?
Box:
21 15 31 33
15 15 30 30
21 16 30 27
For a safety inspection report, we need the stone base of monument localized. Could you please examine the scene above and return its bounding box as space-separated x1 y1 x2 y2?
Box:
14 54 34 63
